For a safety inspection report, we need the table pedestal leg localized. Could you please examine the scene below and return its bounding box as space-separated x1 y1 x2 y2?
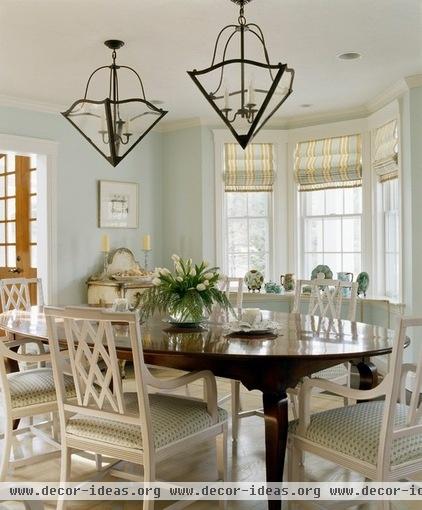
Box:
263 391 289 510
356 360 378 390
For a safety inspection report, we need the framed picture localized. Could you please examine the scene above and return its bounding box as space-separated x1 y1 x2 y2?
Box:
98 180 139 228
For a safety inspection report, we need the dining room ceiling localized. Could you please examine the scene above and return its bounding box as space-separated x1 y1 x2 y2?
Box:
0 0 421 126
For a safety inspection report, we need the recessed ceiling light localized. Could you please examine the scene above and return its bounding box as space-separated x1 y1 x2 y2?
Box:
300 104 312 108
338 52 362 61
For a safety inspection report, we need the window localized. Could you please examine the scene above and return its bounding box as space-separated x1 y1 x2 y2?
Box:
301 187 362 278
382 179 399 299
224 191 272 278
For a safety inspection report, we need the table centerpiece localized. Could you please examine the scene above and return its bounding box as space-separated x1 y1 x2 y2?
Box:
139 254 232 326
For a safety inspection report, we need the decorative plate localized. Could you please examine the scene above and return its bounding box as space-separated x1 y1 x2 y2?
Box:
311 265 333 280
223 319 280 336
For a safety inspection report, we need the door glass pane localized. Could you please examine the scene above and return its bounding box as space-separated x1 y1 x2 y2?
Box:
30 195 37 219
0 200 4 220
30 220 37 243
0 177 5 198
7 222 15 244
30 154 37 169
30 171 37 194
0 223 5 243
0 156 5 173
0 246 5 266
6 245 16 267
6 198 15 220
6 174 15 196
30 245 37 269
5 153 15 173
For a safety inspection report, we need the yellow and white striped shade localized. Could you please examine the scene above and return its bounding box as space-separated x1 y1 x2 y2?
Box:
373 120 399 182
294 134 362 192
224 143 275 192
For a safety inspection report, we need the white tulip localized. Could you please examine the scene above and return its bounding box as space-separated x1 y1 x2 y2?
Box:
160 268 171 275
203 261 209 268
176 276 183 282
175 263 183 273
189 268 196 276
204 280 209 286
152 278 161 286
196 283 206 291
204 272 213 279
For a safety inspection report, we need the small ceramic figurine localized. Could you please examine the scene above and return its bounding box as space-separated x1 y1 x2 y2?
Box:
264 281 282 294
356 272 370 297
280 273 295 292
244 269 264 292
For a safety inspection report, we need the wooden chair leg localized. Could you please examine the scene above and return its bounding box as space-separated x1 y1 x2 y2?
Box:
57 446 71 510
217 427 228 510
143 459 156 510
231 380 241 442
0 420 13 481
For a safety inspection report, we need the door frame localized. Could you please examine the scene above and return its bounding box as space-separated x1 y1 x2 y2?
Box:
0 133 58 303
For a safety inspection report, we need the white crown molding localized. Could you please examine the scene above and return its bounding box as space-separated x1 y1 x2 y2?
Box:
365 78 409 114
1 74 421 131
404 74 422 89
155 117 202 133
0 94 65 114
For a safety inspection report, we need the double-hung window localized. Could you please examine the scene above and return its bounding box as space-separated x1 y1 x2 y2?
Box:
373 120 400 300
295 134 363 278
222 143 274 279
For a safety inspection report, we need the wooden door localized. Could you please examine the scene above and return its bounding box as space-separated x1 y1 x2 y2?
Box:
0 153 37 302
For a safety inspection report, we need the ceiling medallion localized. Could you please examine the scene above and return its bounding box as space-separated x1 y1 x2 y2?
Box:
188 0 294 149
62 40 168 167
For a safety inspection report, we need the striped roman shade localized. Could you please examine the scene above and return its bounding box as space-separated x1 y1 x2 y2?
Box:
373 120 399 182
294 134 362 192
224 143 275 192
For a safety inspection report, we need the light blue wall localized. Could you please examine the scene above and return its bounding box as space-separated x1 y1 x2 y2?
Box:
162 127 204 264
0 106 163 304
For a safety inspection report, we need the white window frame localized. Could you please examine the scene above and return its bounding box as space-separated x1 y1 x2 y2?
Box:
369 102 402 301
300 188 363 278
287 118 372 280
213 130 288 282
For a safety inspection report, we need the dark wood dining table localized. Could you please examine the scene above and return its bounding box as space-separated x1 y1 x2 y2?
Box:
0 307 396 510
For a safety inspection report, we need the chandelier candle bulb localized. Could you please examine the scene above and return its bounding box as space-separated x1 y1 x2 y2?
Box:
224 88 230 110
142 234 151 251
248 81 255 105
101 234 110 253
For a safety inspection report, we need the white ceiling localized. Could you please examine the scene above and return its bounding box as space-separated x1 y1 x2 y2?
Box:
0 0 421 125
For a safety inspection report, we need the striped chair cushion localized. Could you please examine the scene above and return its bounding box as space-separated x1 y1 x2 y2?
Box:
67 393 227 450
6 368 76 408
289 401 422 466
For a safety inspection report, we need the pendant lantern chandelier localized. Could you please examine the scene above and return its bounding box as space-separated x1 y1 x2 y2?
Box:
188 0 295 149
62 40 167 167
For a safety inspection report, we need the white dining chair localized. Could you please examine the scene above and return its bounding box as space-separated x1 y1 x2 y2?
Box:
45 306 228 510
288 316 422 510
0 278 47 368
0 336 75 480
288 278 359 417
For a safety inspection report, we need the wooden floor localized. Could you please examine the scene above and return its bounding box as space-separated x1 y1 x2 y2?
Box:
1 371 421 510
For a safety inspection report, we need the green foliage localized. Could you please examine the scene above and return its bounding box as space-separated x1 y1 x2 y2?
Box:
139 255 232 322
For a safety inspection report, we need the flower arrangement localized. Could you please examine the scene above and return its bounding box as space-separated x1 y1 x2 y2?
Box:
139 255 232 322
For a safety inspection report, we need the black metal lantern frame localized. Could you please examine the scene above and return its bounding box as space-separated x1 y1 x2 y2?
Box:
62 40 168 167
188 0 294 149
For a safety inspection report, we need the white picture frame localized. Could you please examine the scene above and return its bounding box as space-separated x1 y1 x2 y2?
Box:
99 180 139 228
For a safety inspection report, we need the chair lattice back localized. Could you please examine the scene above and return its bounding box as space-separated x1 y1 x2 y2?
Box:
294 279 358 321
377 317 422 469
0 278 44 312
45 307 150 428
